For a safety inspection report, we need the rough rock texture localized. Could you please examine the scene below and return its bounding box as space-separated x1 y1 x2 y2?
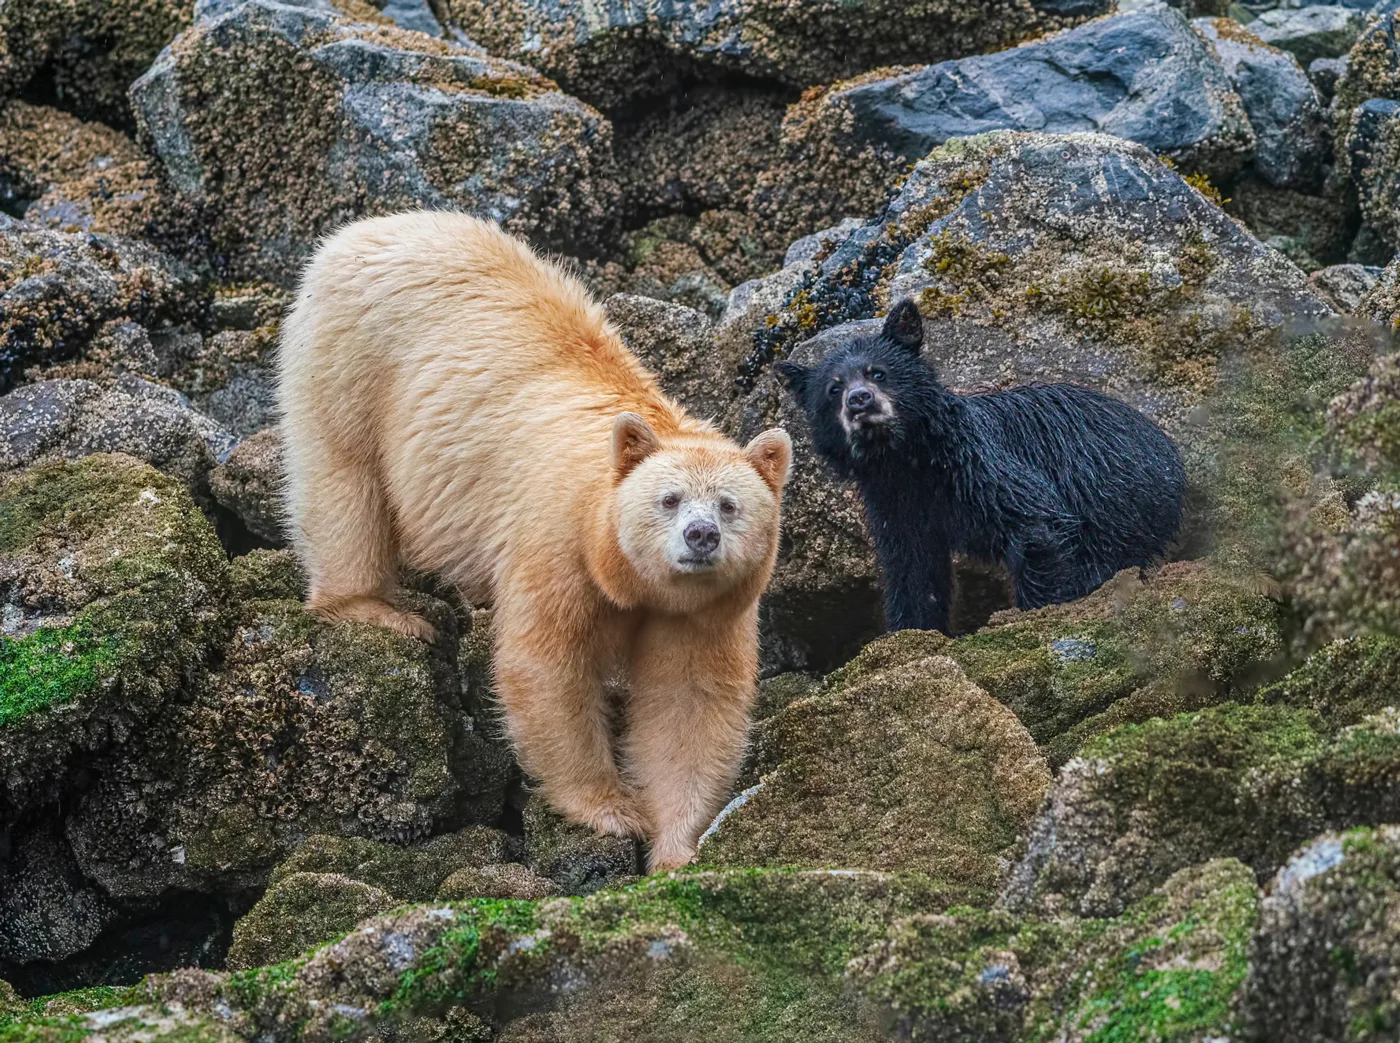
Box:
0 102 163 239
754 7 1255 244
435 861 556 900
443 0 1110 109
0 1001 240 1041
1194 17 1328 190
1240 825 1400 1040
0 216 206 392
851 859 1257 1042
1308 261 1382 311
1003 700 1400 918
732 131 1330 658
226 872 396 970
1224 177 1356 271
209 427 283 543
0 378 236 506
131 0 618 284
0 0 195 128
522 795 639 895
1252 4 1368 65
1344 97 1400 255
699 654 1050 897
268 828 515 897
65 594 514 898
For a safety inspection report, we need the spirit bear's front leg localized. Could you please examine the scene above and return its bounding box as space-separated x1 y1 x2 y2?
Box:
626 610 757 872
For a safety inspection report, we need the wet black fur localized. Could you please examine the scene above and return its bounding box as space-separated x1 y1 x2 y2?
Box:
777 299 1186 635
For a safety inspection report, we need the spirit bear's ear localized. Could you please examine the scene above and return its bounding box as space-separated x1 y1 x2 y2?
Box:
612 412 660 478
882 298 924 352
774 360 810 395
745 428 793 493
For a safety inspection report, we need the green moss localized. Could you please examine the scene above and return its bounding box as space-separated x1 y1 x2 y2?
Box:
915 230 1009 316
0 621 123 728
269 829 513 899
1257 635 1400 727
227 872 397 971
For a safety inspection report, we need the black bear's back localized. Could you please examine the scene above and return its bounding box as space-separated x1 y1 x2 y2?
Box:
964 382 1185 564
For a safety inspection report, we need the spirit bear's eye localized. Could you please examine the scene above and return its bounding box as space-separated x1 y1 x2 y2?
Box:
661 492 681 510
720 498 737 517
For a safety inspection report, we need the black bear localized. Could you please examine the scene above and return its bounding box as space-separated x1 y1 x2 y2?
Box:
777 297 1186 634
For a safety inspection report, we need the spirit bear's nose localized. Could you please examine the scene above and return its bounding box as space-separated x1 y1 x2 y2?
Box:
684 519 721 555
846 387 874 412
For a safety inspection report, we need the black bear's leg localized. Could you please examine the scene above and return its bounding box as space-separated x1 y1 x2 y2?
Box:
1008 539 1070 611
881 542 954 634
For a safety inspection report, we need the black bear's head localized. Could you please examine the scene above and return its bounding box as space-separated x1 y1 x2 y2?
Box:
775 297 935 468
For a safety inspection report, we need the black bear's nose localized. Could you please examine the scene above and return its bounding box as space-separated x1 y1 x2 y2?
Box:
684 519 720 555
846 386 874 412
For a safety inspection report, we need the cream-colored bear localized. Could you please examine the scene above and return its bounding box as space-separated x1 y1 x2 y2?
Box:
276 211 791 870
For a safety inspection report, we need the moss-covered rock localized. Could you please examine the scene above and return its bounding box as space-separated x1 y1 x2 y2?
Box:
227 872 397 971
522 795 639 896
444 0 1105 109
1004 700 1400 918
851 858 1257 1042
698 654 1049 899
1240 825 1400 1040
270 828 515 899
0 982 17 1019
131 0 618 284
436 862 556 901
209 427 282 544
0 216 206 391
0 1002 240 1042
226 548 304 605
0 454 228 810
1257 633 1400 727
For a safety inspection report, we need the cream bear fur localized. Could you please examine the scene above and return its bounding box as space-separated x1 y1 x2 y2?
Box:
276 211 792 871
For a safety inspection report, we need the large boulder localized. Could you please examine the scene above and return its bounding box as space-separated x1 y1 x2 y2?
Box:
209 427 283 542
753 7 1256 243
731 131 1331 658
0 216 206 392
851 859 1257 1042
443 0 1110 109
1252 4 1369 66
604 294 734 421
131 0 618 284
1240 825 1400 1040
1002 698 1400 918
698 653 1050 900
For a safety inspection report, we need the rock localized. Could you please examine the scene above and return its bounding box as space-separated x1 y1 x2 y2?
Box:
0 979 19 1016
1357 252 1400 327
226 872 396 970
0 830 115 964
209 428 283 543
851 859 1257 1042
376 0 444 35
604 295 733 422
699 655 1050 896
1258 634 1400 725
1003 700 1400 918
1308 262 1383 311
0 0 194 128
942 561 1286 764
131 0 618 285
0 102 163 239
1240 825 1400 1040
64 594 514 898
0 216 206 392
522 795 638 895
436 862 556 900
443 0 1110 109
733 132 1330 657
269 827 515 898
1252 4 1368 64
783 219 864 268
1224 178 1355 270
1308 53 1348 100
753 7 1256 244
1 1002 242 1041
0 455 228 812
227 547 304 604
135 867 949 1041
0 378 237 506
1194 17 1329 190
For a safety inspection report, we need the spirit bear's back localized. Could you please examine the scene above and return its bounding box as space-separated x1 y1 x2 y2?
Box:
276 211 792 870
778 298 1184 633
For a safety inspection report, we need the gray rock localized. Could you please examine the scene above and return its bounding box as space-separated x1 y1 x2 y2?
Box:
447 0 1110 108
1252 5 1368 64
798 8 1254 183
0 377 236 503
1308 262 1383 310
604 295 733 422
210 427 284 543
1194 17 1329 189
1346 97 1400 253
0 831 114 963
375 0 444 35
131 0 617 285
0 215 205 392
783 219 864 268
1307 54 1348 100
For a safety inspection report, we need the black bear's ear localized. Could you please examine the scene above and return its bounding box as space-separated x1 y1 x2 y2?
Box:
774 360 810 395
882 298 924 352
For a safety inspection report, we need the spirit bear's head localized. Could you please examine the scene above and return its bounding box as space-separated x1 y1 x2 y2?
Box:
609 414 792 611
775 297 934 469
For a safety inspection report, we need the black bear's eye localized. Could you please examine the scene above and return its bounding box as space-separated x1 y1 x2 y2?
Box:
828 382 842 397
661 492 681 510
871 369 885 382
